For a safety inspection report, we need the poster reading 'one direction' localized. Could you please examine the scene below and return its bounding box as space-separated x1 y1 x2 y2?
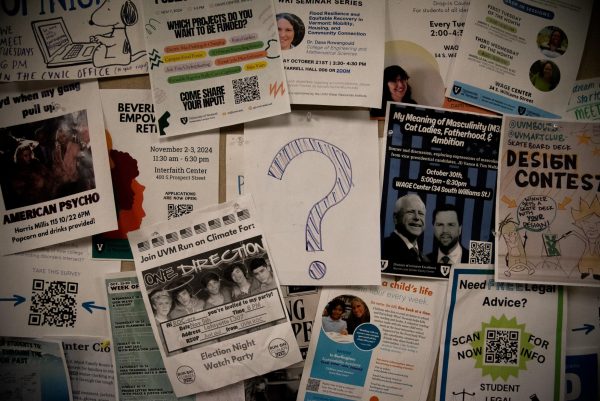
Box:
0 81 117 255
142 0 290 137
0 0 147 82
381 103 501 279
437 266 566 401
496 116 600 287
93 89 219 260
447 0 593 118
274 0 384 107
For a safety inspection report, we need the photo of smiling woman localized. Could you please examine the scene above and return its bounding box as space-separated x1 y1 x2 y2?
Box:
370 65 417 118
276 13 305 50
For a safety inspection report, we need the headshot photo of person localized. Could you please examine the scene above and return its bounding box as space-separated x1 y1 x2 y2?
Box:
346 297 370 335
426 204 469 265
322 298 348 335
370 65 417 118
276 13 305 50
201 271 232 309
382 193 429 265
225 263 259 301
249 257 276 293
150 289 173 323
538 26 567 58
529 60 560 92
166 277 205 319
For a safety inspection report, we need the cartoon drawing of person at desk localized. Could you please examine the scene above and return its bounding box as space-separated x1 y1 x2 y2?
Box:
499 215 536 277
570 196 600 280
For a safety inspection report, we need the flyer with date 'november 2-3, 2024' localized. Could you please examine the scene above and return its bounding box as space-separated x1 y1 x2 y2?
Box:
127 194 302 397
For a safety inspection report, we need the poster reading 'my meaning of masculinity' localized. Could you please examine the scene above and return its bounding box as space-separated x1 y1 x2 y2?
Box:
447 0 593 118
274 0 384 107
0 80 117 255
142 0 290 137
381 103 501 279
128 195 302 396
496 116 600 287
0 0 147 82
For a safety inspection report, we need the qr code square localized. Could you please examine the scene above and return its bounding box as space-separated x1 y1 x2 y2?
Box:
306 378 321 392
469 241 493 264
233 75 260 104
484 328 519 366
168 203 193 220
30 280 78 328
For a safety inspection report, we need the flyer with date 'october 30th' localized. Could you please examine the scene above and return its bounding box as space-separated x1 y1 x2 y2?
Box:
127 195 302 396
141 0 290 137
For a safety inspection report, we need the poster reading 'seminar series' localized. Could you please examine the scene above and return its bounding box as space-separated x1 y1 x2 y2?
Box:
142 0 290 137
274 0 384 107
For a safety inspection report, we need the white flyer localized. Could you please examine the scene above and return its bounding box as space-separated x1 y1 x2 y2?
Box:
128 195 302 396
446 0 593 118
274 0 384 107
226 133 245 201
92 89 219 260
244 110 381 286
0 80 117 255
0 255 119 338
297 277 447 401
0 0 147 82
141 0 290 137
565 78 600 120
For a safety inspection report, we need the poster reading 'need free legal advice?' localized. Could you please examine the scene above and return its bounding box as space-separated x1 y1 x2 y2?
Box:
447 0 593 118
143 0 290 137
0 0 147 82
274 0 384 107
437 266 566 401
128 195 302 396
0 80 117 255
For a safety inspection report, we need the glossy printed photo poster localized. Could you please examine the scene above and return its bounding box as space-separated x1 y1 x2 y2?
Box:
274 0 385 107
244 110 381 286
447 0 593 118
495 116 600 287
142 0 290 137
0 0 147 82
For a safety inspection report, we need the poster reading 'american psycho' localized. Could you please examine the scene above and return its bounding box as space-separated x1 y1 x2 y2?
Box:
0 81 116 255
381 103 501 279
142 0 290 137
496 116 600 287
447 0 593 118
274 1 384 107
0 0 147 82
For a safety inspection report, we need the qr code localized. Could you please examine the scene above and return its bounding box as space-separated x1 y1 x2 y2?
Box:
168 204 193 220
233 75 260 104
484 328 520 365
29 280 78 327
469 241 492 264
306 378 321 392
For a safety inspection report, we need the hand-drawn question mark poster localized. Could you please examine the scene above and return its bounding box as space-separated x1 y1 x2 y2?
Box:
496 116 600 287
244 110 380 285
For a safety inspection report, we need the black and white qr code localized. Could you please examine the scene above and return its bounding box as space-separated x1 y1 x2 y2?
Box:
469 241 493 264
306 378 321 392
29 280 78 327
484 328 520 365
168 204 193 220
233 75 260 104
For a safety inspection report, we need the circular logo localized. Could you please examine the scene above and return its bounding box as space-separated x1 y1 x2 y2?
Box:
308 261 327 279
268 338 290 358
176 365 196 384
353 324 381 351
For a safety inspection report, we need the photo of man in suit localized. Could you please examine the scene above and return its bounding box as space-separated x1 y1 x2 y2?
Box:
426 204 469 265
382 194 428 265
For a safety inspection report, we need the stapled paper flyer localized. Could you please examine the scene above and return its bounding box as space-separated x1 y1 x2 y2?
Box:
141 0 290 137
127 195 302 396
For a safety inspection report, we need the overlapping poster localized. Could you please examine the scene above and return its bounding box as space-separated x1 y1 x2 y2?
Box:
495 116 600 286
437 266 566 401
92 89 219 260
0 0 147 82
447 0 593 118
274 1 384 106
297 277 447 401
0 255 119 338
128 195 302 396
381 103 501 279
565 78 600 120
0 80 117 255
244 110 381 286
142 0 290 137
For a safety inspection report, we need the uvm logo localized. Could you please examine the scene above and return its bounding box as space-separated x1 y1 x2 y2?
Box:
452 85 462 95
269 81 286 98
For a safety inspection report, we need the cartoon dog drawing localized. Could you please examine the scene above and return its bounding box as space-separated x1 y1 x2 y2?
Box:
89 0 145 67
